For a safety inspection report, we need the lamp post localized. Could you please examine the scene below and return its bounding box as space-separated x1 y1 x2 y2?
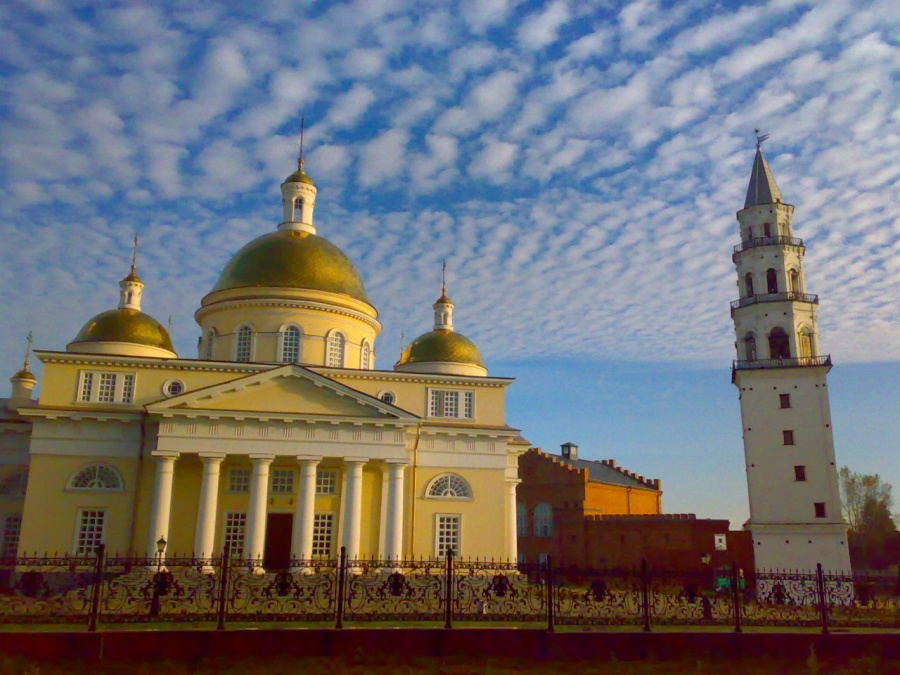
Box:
700 552 713 620
149 535 167 618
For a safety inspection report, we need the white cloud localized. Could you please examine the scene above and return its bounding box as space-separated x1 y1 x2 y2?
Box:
358 128 409 187
468 137 519 181
517 1 571 51
326 84 376 129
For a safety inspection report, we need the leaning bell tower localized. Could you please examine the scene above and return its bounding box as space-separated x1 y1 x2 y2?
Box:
730 137 851 574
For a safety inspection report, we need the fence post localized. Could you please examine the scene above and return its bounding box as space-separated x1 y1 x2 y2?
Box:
641 558 651 633
816 563 829 636
444 548 454 629
731 561 742 634
546 555 555 633
335 546 346 629
216 543 230 631
87 543 105 632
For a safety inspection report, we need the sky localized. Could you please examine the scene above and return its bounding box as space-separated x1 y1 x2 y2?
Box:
1 0 899 529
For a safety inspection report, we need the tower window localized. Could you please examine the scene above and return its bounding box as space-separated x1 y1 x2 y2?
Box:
236 326 253 362
768 327 791 359
744 273 754 297
789 269 800 293
360 341 371 370
204 330 215 360
779 393 791 408
794 466 806 481
744 334 757 361
281 325 302 363
799 330 813 358
783 430 795 445
763 222 771 237
766 268 778 294
814 502 826 518
326 332 346 368
293 197 303 221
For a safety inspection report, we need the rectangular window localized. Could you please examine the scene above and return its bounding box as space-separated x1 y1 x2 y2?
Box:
516 506 527 537
229 467 251 493
436 514 461 558
312 513 334 557
224 512 247 557
75 509 105 556
97 374 117 403
428 390 475 419
271 469 294 494
794 465 806 481
783 430 795 445
77 371 136 404
779 393 791 409
814 502 827 518
2 515 22 558
316 470 337 495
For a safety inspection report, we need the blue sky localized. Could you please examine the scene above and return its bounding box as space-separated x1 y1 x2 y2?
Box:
1 0 898 527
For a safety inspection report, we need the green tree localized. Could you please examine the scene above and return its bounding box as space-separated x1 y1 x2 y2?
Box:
839 467 899 569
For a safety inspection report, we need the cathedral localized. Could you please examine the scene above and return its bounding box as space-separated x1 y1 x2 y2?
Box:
0 155 526 567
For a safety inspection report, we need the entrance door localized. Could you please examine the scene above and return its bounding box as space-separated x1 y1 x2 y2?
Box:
263 513 293 570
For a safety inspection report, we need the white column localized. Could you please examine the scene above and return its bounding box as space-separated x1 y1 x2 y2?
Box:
193 454 224 558
383 461 407 561
291 455 321 561
341 458 367 560
147 453 178 555
245 454 274 563
505 479 521 562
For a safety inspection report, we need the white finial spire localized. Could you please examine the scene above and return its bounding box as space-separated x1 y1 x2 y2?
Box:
23 331 33 373
433 261 454 331
119 235 145 311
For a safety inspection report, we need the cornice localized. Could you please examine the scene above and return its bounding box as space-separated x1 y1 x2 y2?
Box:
317 368 514 388
196 297 382 331
36 350 269 374
150 409 418 427
17 407 140 423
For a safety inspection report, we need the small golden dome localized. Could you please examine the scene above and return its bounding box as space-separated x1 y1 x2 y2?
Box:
69 308 175 352
396 329 485 368
122 271 142 283
210 230 371 304
283 167 315 186
12 368 36 381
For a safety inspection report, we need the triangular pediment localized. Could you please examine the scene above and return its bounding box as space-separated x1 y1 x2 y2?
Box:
146 364 417 420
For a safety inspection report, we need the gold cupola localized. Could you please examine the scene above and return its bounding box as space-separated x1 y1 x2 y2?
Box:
196 142 380 367
67 239 177 359
395 266 487 377
9 332 38 407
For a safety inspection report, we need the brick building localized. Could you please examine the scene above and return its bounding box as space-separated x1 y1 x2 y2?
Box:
517 444 753 572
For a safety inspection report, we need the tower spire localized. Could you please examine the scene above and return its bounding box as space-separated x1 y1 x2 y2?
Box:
744 132 783 209
130 235 139 278
441 259 447 297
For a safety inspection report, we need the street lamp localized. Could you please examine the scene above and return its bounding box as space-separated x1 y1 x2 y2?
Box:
149 535 167 618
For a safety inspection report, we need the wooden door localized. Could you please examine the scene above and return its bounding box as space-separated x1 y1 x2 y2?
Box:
263 513 293 570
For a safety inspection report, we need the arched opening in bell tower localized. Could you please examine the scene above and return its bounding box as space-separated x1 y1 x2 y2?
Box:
763 222 771 237
768 327 790 359
766 268 778 294
744 333 757 361
798 329 814 358
744 273 754 297
788 269 800 293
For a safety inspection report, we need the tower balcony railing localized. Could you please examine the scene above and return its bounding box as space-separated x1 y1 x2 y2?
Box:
730 291 818 315
733 235 804 256
733 355 832 379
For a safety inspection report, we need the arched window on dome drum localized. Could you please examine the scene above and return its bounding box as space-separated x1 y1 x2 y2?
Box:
204 331 215 360
293 197 303 221
516 502 527 537
766 268 778 294
236 325 253 363
534 503 553 537
281 325 302 363
360 341 371 370
768 327 791 359
68 464 124 491
0 471 28 497
426 474 473 499
744 334 757 361
744 272 754 298
326 332 345 368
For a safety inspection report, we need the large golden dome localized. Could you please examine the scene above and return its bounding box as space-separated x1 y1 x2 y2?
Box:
69 309 175 352
396 329 485 369
210 230 371 304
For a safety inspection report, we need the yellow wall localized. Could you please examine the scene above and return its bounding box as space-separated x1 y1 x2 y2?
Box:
584 482 661 516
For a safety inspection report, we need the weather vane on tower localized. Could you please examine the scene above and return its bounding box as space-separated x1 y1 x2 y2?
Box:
754 128 770 148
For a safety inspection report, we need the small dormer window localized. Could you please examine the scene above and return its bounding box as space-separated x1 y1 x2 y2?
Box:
293 197 303 221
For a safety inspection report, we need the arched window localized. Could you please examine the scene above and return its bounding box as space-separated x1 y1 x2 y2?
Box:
744 333 757 361
799 329 814 358
236 325 253 363
788 269 800 293
516 502 527 537
768 327 791 359
326 332 345 368
360 341 371 370
0 471 28 497
379 390 396 405
763 222 771 237
68 464 124 491
204 330 215 360
426 474 473 499
281 325 302 363
534 503 553 537
293 197 303 221
745 225 753 241
744 272 754 297
766 268 778 294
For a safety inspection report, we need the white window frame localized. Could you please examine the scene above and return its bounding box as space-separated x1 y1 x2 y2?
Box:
271 469 295 494
204 330 216 360
279 324 303 364
223 511 247 557
235 325 255 363
74 508 106 556
425 473 474 500
534 503 553 537
326 331 346 368
312 512 334 558
427 388 475 419
228 467 251 493
434 513 461 558
378 390 396 405
360 340 371 370
67 463 125 492
2 514 22 558
516 502 527 537
316 470 338 495
162 379 185 397
77 371 137 404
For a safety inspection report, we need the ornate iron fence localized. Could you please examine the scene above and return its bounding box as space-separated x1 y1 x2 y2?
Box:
1 549 898 632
